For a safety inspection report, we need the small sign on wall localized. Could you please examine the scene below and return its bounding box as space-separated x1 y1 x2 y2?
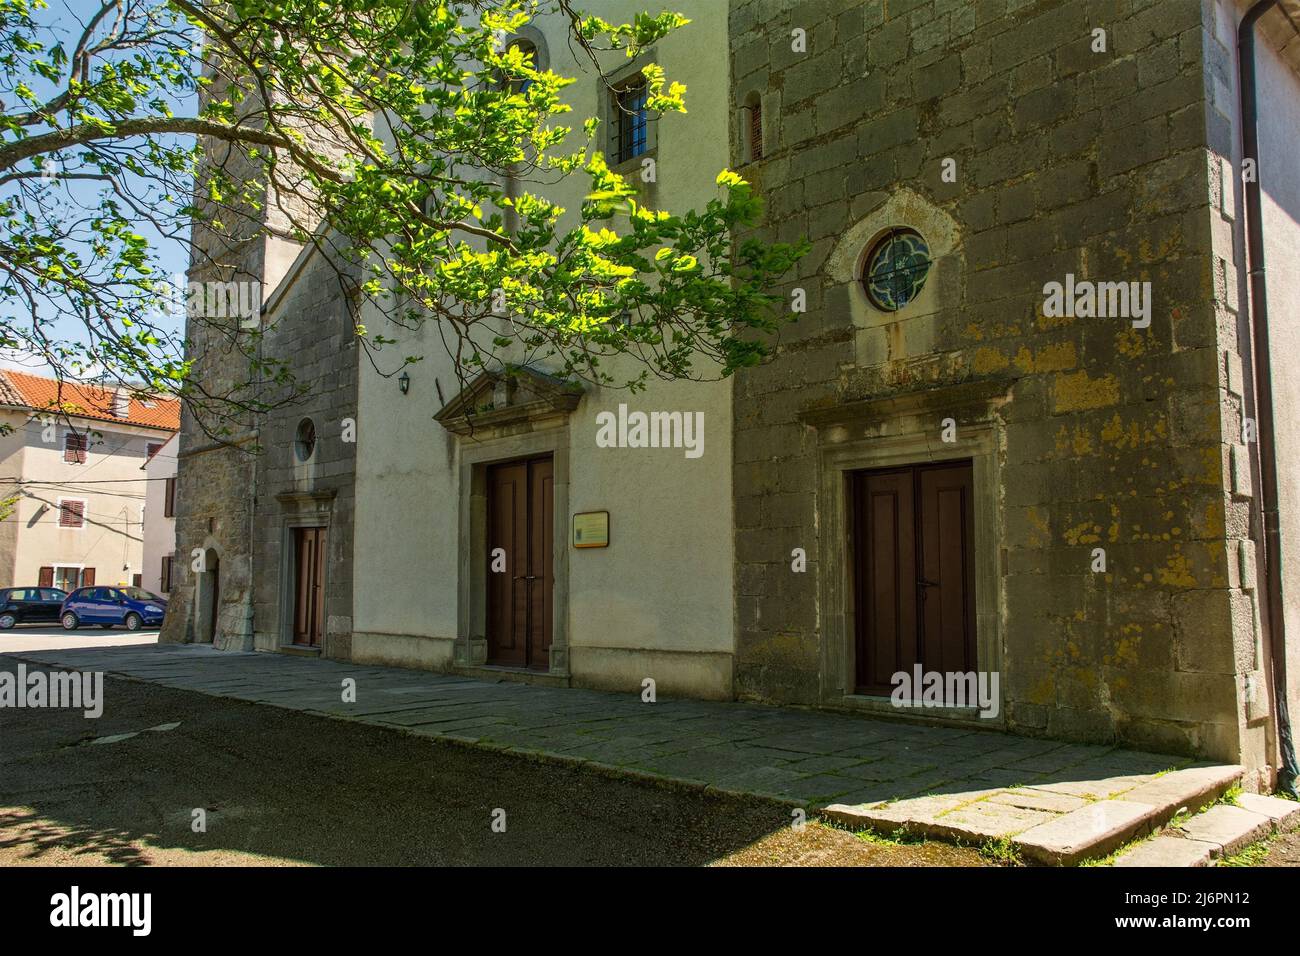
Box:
572 511 609 549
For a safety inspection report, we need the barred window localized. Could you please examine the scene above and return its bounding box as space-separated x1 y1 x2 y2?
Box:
612 78 649 164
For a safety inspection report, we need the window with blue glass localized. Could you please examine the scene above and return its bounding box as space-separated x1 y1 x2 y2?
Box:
613 78 649 164
862 229 933 312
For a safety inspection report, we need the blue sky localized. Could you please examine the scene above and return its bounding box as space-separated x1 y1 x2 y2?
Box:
0 0 195 377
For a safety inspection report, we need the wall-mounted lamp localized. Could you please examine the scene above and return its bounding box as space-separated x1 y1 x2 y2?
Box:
398 371 410 395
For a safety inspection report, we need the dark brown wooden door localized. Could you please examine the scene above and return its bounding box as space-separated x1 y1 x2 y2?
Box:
853 460 975 696
293 527 326 646
487 456 553 670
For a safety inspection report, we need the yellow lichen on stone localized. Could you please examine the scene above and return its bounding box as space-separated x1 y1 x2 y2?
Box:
1053 370 1120 412
1105 625 1142 668
1037 302 1076 330
1014 341 1077 374
973 347 1010 373
1026 507 1050 547
1157 550 1197 588
1100 412 1143 449
1028 675 1055 706
1063 521 1102 545
1115 326 1147 357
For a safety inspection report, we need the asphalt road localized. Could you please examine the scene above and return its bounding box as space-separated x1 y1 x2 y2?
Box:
0 666 809 866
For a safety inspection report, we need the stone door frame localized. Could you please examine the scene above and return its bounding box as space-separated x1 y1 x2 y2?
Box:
455 428 571 677
274 490 335 654
804 380 1009 726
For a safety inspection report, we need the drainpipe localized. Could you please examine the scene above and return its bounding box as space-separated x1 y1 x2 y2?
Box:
1238 0 1298 795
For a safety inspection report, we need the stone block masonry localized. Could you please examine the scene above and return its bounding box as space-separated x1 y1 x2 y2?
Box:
729 0 1260 768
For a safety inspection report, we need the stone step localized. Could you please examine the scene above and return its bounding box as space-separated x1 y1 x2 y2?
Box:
1012 763 1243 866
1172 804 1274 858
1015 799 1156 866
1111 793 1300 867
1112 834 1213 867
1234 791 1300 829
821 763 1244 866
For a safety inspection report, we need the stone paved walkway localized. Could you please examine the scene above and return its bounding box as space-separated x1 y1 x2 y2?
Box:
1 643 1241 862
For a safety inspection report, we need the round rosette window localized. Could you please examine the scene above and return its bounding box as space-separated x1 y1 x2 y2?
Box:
295 418 317 462
862 228 933 312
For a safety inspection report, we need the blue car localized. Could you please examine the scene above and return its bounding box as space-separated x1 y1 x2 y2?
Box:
60 586 167 632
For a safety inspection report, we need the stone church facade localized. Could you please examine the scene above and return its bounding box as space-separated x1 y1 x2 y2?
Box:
164 0 1300 790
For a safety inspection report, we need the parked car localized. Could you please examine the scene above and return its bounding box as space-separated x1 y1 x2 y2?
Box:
0 587 69 629
60 586 167 631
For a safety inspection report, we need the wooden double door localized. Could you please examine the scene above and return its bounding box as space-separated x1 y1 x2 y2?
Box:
486 456 553 670
852 460 976 696
292 527 326 647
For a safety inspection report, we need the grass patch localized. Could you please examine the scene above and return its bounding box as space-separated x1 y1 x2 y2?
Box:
852 826 926 847
979 835 1022 865
1220 837 1272 867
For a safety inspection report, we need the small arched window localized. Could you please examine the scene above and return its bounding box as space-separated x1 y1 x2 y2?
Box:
502 38 537 94
744 92 763 162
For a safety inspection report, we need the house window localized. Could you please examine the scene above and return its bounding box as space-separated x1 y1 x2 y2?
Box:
52 565 92 591
612 77 649 164
161 554 174 593
862 228 933 312
749 99 763 161
164 477 176 518
64 432 87 464
58 499 85 529
502 38 537 94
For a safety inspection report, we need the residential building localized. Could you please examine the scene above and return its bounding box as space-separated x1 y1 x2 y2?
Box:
163 0 1300 792
142 432 179 596
0 370 180 592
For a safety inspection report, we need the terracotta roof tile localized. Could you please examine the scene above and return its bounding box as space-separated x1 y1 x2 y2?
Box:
0 370 180 431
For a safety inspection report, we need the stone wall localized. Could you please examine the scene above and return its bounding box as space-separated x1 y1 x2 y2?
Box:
729 0 1255 762
250 244 359 660
161 60 308 651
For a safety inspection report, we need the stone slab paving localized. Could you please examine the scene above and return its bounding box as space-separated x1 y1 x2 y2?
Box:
0 643 1243 863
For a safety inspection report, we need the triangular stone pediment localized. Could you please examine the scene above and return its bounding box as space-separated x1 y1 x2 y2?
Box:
434 366 583 436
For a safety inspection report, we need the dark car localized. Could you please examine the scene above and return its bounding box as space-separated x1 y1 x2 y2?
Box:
60 586 168 632
0 587 69 629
